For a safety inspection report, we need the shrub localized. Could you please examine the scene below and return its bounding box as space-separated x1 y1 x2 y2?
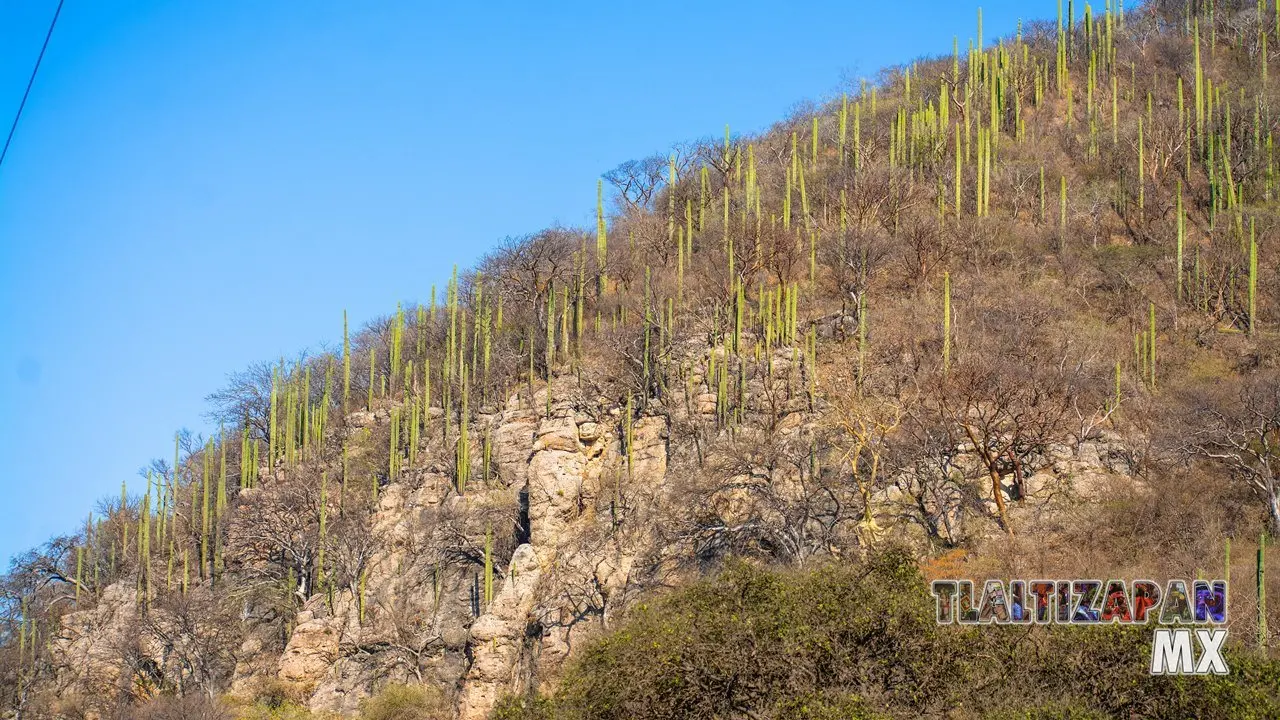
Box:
490 693 556 720
250 679 312 710
131 694 230 720
530 550 1280 720
359 683 450 720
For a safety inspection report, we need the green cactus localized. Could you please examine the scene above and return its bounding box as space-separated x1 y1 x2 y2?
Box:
391 406 401 479
367 346 376 411
483 527 494 608
458 363 471 494
954 124 963 221
318 471 328 592
1260 533 1268 649
343 310 350 413
1059 175 1068 239
1113 359 1122 413
1137 116 1145 213
943 272 952 372
358 569 368 625
597 179 607 295
215 433 226 579
858 291 868 392
1177 181 1185 301
201 439 211 579
1250 228 1259 336
268 369 278 470
1195 19 1204 150
1148 302 1157 389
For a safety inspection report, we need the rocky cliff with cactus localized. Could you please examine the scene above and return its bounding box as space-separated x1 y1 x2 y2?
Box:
8 1 1280 718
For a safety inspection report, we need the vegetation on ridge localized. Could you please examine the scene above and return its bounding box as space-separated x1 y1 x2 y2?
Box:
493 551 1280 720
3 0 1280 717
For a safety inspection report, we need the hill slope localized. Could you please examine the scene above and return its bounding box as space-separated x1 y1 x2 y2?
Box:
7 1 1280 717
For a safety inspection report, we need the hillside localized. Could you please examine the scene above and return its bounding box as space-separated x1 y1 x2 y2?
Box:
6 1 1280 718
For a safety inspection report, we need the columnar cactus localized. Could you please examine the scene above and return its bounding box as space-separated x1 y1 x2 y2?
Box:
943 272 952 371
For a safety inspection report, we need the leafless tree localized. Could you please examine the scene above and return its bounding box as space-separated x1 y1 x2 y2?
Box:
672 428 859 566
1176 372 1280 534
205 354 323 442
907 352 1079 536
141 588 242 699
603 155 667 212
224 477 323 599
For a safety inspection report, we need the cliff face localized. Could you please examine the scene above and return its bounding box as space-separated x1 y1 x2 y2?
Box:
45 349 1135 719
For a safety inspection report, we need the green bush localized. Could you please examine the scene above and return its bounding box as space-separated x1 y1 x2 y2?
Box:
248 679 312 710
498 549 1280 720
132 694 230 720
359 683 450 720
490 692 556 720
226 679 325 720
770 691 888 719
234 700 319 720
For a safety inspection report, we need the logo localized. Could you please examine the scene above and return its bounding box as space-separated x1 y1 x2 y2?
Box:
1149 628 1229 676
929 579 1229 676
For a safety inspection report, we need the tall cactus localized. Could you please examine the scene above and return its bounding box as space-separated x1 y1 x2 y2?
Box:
1250 230 1259 336
942 272 952 371
389 407 400 480
1260 533 1268 650
268 369 278 471
1059 175 1068 239
318 471 328 593
1176 181 1185 300
342 310 351 413
367 346 376 411
1113 360 1122 413
597 179 608 295
458 362 471 494
215 433 227 579
1137 116 1145 213
391 303 405 395
858 291 868 392
1148 302 1157 389
483 527 494 608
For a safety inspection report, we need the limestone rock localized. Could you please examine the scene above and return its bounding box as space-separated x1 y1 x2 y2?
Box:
278 612 341 684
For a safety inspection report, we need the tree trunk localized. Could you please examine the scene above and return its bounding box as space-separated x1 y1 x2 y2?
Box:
1269 493 1280 537
987 466 1014 536
963 425 1014 535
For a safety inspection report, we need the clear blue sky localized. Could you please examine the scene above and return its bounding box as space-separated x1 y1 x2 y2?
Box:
0 0 1039 564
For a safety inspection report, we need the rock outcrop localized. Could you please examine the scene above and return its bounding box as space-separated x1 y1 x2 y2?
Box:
46 368 1134 719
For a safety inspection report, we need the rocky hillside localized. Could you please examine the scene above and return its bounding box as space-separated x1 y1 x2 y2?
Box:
6 1 1280 717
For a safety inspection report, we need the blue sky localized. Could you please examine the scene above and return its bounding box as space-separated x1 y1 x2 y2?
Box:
0 0 1038 564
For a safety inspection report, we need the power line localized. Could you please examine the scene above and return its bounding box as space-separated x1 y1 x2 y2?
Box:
0 0 66 173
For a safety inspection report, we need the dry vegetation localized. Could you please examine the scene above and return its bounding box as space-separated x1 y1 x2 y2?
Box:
5 0 1280 717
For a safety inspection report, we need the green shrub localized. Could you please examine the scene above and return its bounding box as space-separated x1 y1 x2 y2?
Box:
132 694 230 720
249 679 311 710
527 550 1280 720
979 704 1111 720
233 700 319 720
359 683 450 720
770 691 888 720
490 692 556 720
226 679 322 720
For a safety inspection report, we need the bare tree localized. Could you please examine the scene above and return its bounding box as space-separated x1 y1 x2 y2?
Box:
141 588 242 699
603 155 667 213
1177 373 1280 534
479 229 582 332
224 477 323 599
908 353 1079 536
672 428 859 566
205 360 278 442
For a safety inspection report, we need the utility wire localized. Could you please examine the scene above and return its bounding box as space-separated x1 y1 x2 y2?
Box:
0 0 66 173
